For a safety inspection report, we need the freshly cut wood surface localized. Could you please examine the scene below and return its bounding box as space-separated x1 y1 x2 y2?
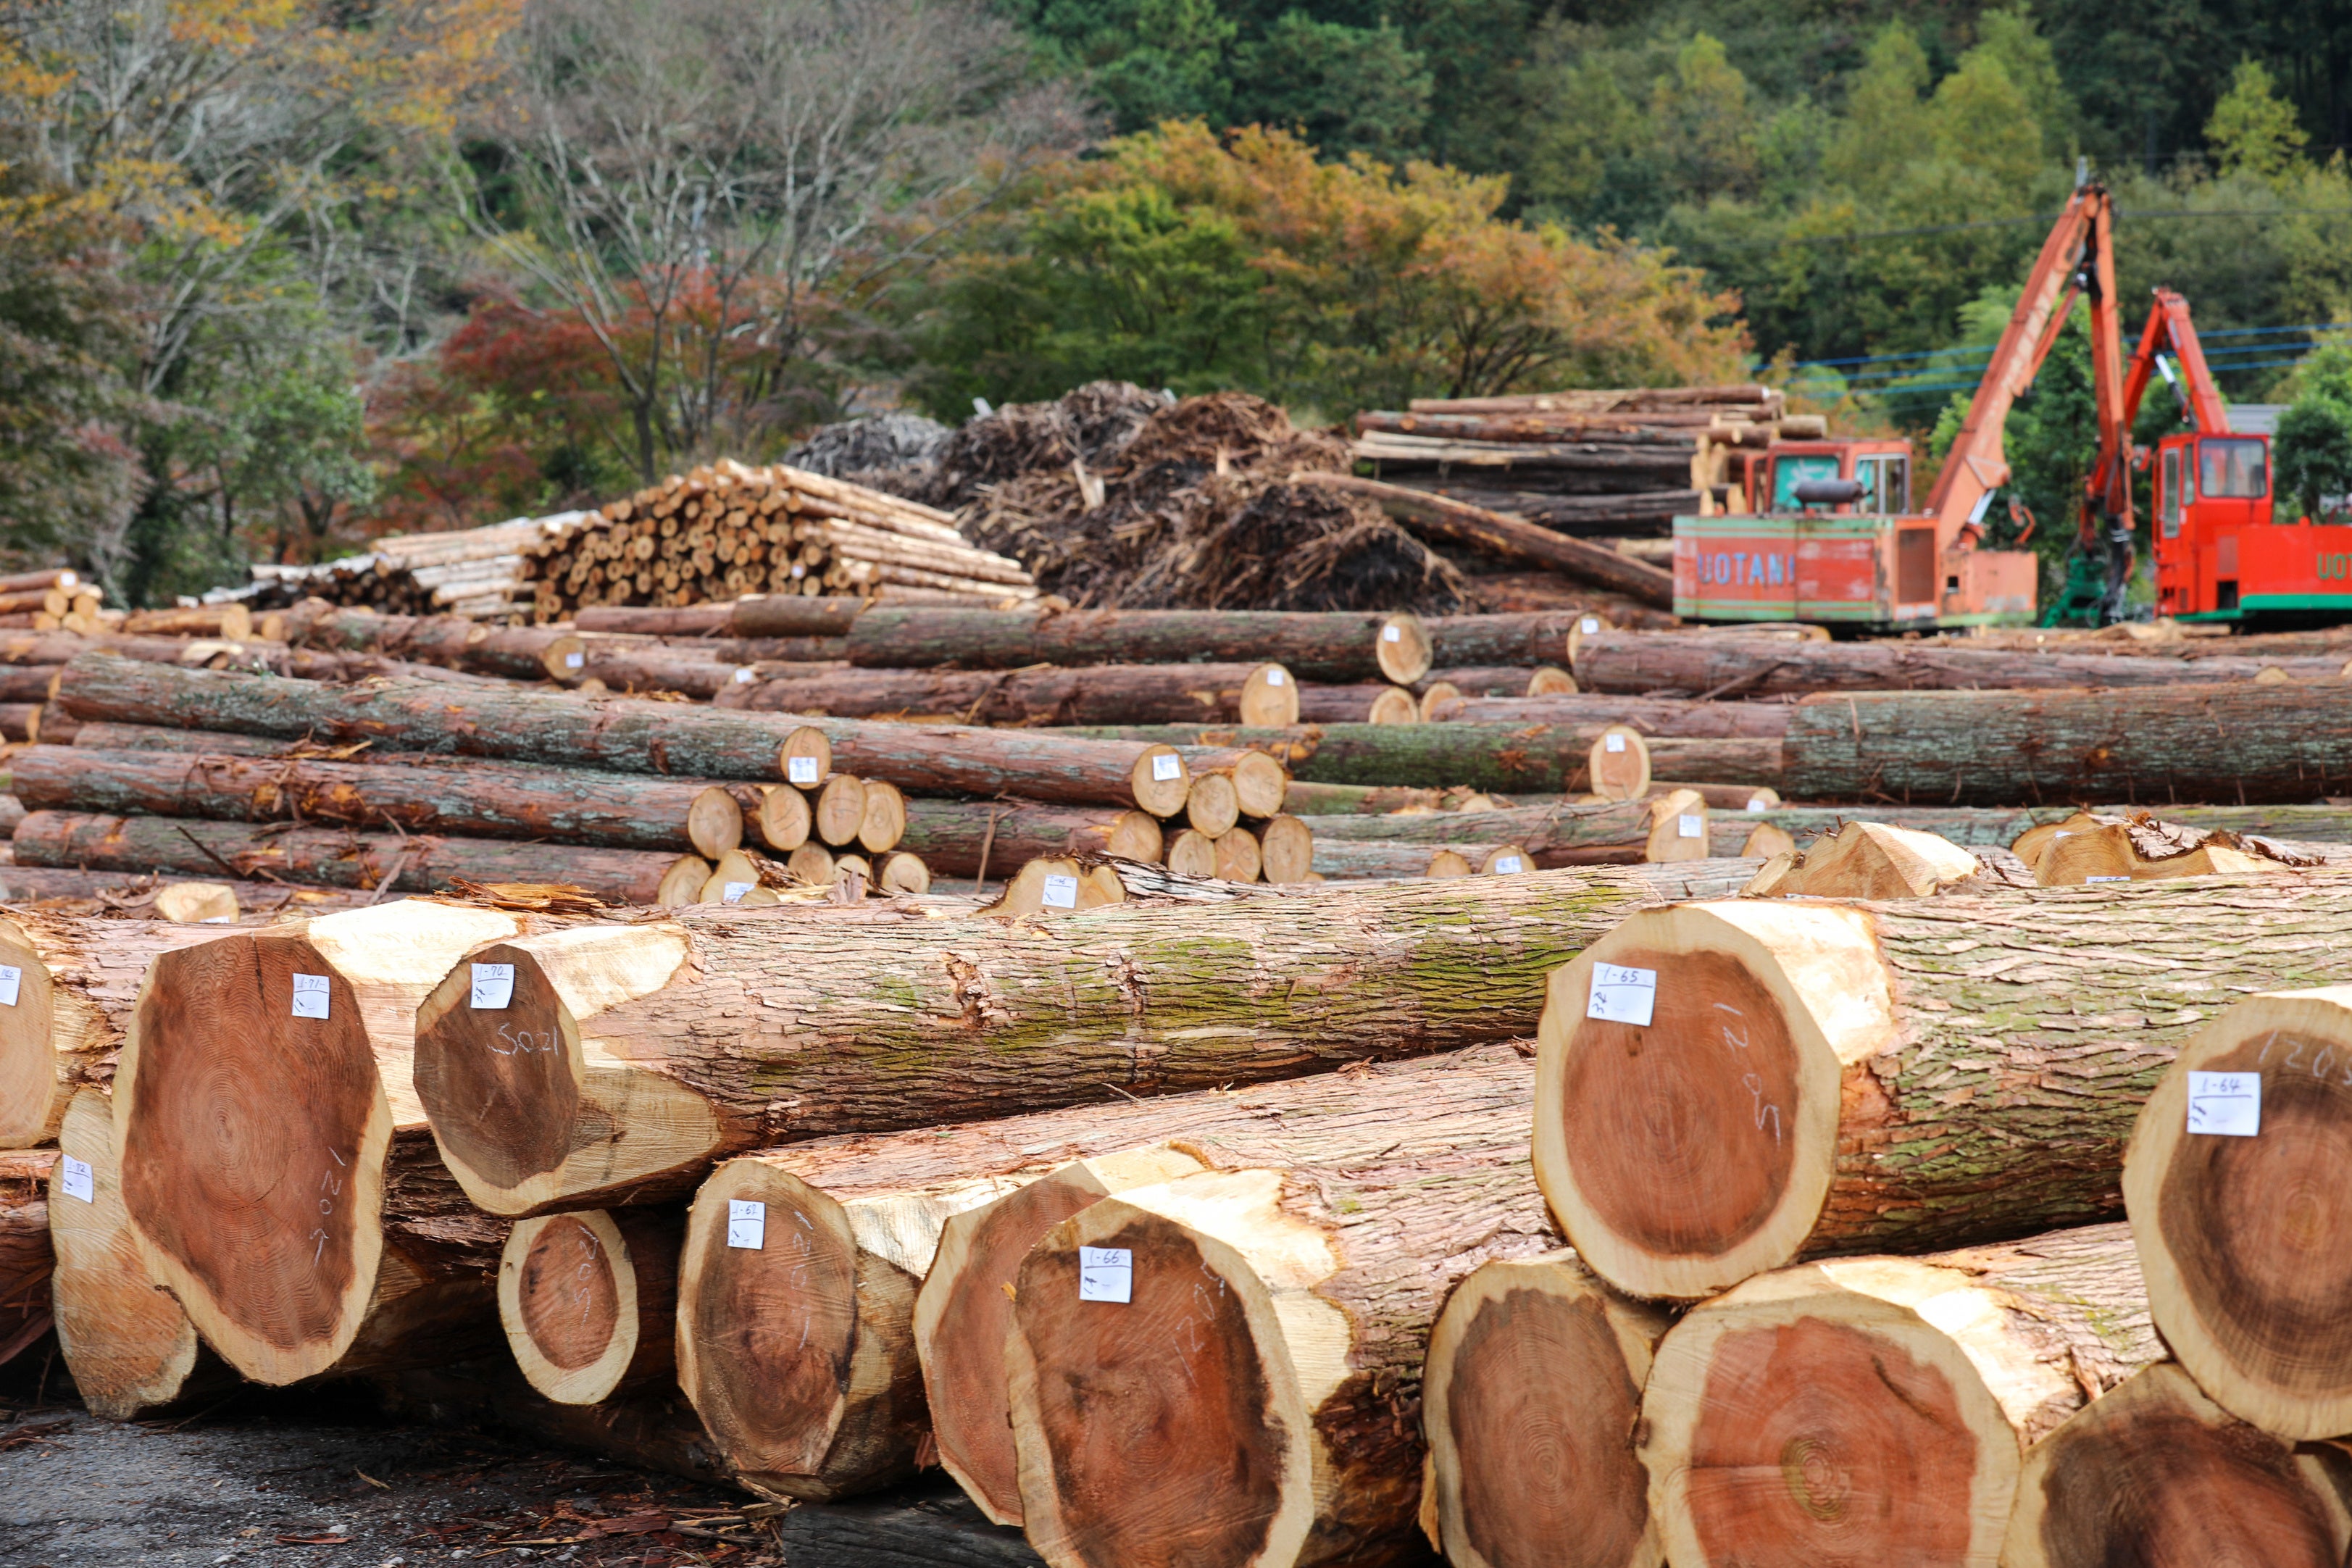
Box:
0 1146 55 1364
1533 881 2352 1301
499 1207 681 1407
117 899 549 1383
49 1088 236 1419
14 746 749 853
1296 473 1675 607
838 606 1431 685
1743 820 1982 899
409 869 1717 1217
1425 691 1793 737
0 912 244 1149
2123 985 2352 1439
1780 680 2352 805
55 651 1200 812
14 812 690 905
720 662 1299 727
1006 1048 1558 1568
674 1154 1021 1501
1422 1249 1670 1568
1571 628 2352 696
2032 811 2327 885
2002 1361 2352 1568
1640 1225 2159 1568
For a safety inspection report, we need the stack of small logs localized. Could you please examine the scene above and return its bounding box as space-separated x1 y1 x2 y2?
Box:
521 459 1036 620
249 512 591 620
1351 384 1813 534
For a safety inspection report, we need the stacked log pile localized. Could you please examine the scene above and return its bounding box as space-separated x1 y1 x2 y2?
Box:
521 460 1035 620
250 512 592 620
1352 385 1798 535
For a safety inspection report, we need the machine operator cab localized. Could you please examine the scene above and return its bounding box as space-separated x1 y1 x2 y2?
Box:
1746 441 1913 516
2151 433 2275 616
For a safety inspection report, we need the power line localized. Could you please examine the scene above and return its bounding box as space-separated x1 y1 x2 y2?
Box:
1696 206 2352 251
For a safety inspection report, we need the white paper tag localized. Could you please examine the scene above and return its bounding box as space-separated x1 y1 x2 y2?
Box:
60 1155 93 1204
1580 617 1600 633
1678 813 1704 839
2085 875 2130 883
1604 734 1627 754
1078 1246 1133 1303
722 881 754 905
0 966 20 1007
470 963 514 1009
563 650 584 670
727 1199 767 1248
1493 855 1525 875
791 563 806 578
1587 963 1657 1027
1264 669 1284 686
1041 875 1079 909
2187 1072 2260 1136
202 915 235 924
1151 754 1182 782
291 973 331 1019
733 667 755 684
787 756 820 785
1746 799 1767 812
1382 625 1401 643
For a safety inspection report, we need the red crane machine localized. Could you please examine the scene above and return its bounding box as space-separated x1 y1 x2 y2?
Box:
2121 290 2352 623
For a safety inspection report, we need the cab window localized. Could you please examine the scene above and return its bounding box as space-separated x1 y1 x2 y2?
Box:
2198 438 2267 499
1772 454 1841 510
2160 449 2182 536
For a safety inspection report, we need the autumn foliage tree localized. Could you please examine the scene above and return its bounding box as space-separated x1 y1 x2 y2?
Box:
909 120 1746 419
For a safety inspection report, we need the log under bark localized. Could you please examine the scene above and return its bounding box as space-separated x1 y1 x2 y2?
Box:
720 662 1299 728
839 607 1431 685
1533 880 2352 1301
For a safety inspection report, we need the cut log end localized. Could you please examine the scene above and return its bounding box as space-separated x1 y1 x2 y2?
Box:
657 855 712 908
1644 791 1709 864
1375 612 1433 685
1104 810 1164 864
856 780 906 854
686 788 745 860
1367 687 1419 725
756 783 812 853
2124 985 2352 1440
0 921 62 1146
777 725 832 784
813 775 868 848
1131 746 1190 817
153 882 239 924
1424 1251 1666 1568
499 1210 645 1406
1257 815 1314 885
121 927 389 1384
1185 771 1240 838
1588 727 1651 802
677 1159 922 1501
916 1146 1206 1526
1166 830 1217 880
1535 904 1854 1300
1011 1204 1298 1568
1228 752 1288 819
875 851 931 895
1239 664 1300 728
1213 826 1263 883
1528 665 1577 696
2004 1361 2352 1568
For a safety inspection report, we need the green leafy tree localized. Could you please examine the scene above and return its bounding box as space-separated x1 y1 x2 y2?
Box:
1012 0 1238 130
1232 14 1433 161
1650 35 1758 204
2206 59 2309 180
2273 345 2352 520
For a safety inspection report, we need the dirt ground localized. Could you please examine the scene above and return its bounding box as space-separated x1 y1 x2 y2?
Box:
0 1354 1039 1568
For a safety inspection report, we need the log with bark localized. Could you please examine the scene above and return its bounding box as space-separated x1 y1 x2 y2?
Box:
1640 1225 2160 1568
1294 473 1675 608
2122 985 2352 1440
0 911 248 1149
1294 683 1419 724
718 662 1300 728
889 798 1177 882
1420 1249 1672 1568
1425 692 1793 738
407 868 1725 1218
14 812 693 905
1393 483 1714 535
1742 820 1986 899
286 605 585 682
1570 629 2352 697
14 746 753 854
1532 879 2352 1301
56 652 1204 814
0 865 363 911
114 898 562 1383
498 1206 682 1407
574 645 758 698
1038 721 1659 796
574 595 869 639
1425 612 1613 671
48 1087 238 1419
0 1146 55 1364
1780 681 2352 805
837 607 1433 685
2001 1361 2352 1568
1005 1048 1557 1568
1306 793 1709 869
